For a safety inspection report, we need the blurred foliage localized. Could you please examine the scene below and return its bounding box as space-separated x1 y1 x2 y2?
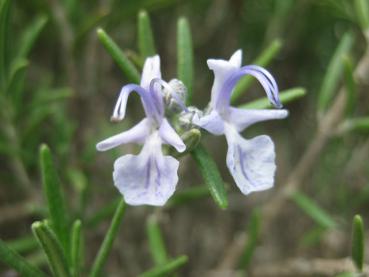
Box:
0 0 369 276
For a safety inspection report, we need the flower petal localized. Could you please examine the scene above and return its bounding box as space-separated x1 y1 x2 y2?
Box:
192 109 225 135
216 65 282 110
207 51 242 108
113 140 179 206
229 49 242 67
225 125 276 195
229 107 288 132
96 118 151 151
159 118 186 152
111 84 156 121
140 55 161 90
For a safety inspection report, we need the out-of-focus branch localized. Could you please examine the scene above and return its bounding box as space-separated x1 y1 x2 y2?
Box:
48 0 78 90
261 31 369 230
218 31 369 269
250 257 369 276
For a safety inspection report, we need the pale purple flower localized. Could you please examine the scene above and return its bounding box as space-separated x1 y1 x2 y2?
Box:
96 56 186 206
193 50 288 195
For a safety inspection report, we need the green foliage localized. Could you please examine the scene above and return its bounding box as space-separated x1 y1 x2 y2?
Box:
351 215 365 272
291 192 337 230
342 55 357 116
97 28 140 83
32 221 71 277
16 15 48 62
139 255 188 277
239 87 306 109
238 209 261 269
0 0 11 90
146 215 168 265
70 220 82 277
354 0 369 30
138 10 156 58
341 117 369 134
191 144 228 209
177 17 194 105
0 239 46 277
318 32 354 116
39 144 69 257
90 199 126 277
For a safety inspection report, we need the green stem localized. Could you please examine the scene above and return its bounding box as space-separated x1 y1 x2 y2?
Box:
0 239 47 277
89 199 126 277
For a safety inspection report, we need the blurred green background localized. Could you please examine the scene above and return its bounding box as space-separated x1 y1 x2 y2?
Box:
1 0 369 276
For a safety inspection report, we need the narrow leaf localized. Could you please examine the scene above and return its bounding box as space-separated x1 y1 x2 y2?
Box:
341 117 369 134
191 144 228 209
16 15 48 60
39 144 69 256
71 220 82 277
138 10 156 57
177 17 194 105
89 199 126 277
239 87 306 109
32 221 71 277
97 28 140 83
146 215 168 265
7 235 38 253
0 239 47 277
139 255 188 277
238 209 261 269
354 0 369 30
6 58 28 96
342 55 357 116
0 0 11 89
291 192 337 229
352 214 365 272
318 32 354 115
231 38 283 103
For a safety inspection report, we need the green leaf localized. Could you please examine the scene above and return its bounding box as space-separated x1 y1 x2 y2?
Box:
7 235 38 254
231 38 283 103
341 117 369 134
146 215 168 265
291 192 337 229
177 17 194 105
139 255 188 277
39 144 69 257
317 32 354 115
32 221 71 277
352 214 365 272
342 55 357 116
191 144 228 209
354 0 369 30
16 15 48 60
238 209 261 269
97 28 140 83
239 87 306 109
167 186 209 207
71 220 82 277
0 0 11 89
138 10 156 58
6 58 28 96
0 239 47 277
89 199 126 277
